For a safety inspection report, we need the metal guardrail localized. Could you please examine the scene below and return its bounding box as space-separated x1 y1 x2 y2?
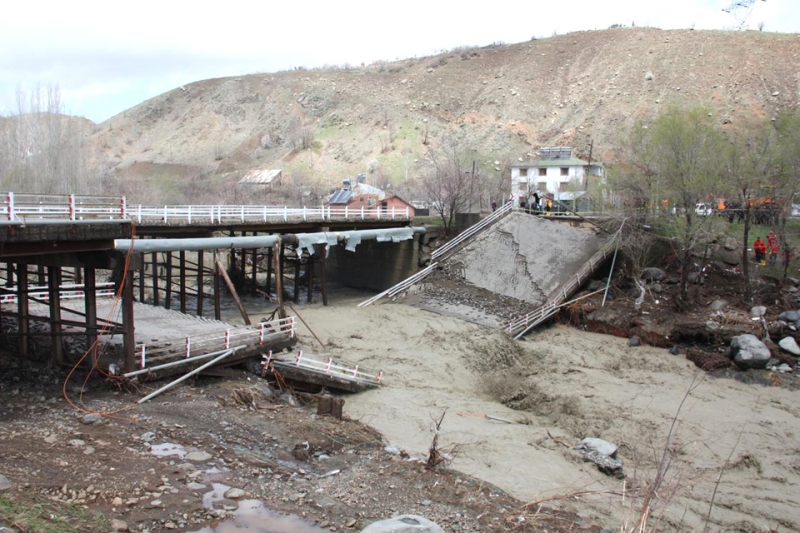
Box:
267 350 382 387
136 316 296 369
505 229 622 338
431 202 513 261
357 262 439 307
0 282 116 304
0 192 411 225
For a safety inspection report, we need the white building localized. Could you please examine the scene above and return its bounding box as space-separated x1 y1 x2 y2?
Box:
510 147 604 209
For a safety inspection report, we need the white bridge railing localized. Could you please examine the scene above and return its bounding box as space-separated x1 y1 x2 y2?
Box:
135 316 296 370
0 192 411 224
357 262 439 307
265 350 383 387
431 202 513 261
0 282 116 304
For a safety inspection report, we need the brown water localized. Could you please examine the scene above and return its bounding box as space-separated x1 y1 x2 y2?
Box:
189 498 325 533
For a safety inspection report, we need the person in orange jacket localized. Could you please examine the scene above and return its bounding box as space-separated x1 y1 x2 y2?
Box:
753 237 767 265
767 231 779 266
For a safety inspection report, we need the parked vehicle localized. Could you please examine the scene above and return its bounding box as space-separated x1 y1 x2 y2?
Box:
695 203 713 216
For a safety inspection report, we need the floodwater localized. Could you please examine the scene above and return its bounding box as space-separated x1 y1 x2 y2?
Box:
190 484 325 533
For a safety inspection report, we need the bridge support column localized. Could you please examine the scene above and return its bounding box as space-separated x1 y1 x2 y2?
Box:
37 265 45 286
179 251 187 313
251 241 258 295
122 266 135 373
317 243 328 306
47 266 63 365
266 245 273 296
307 252 314 303
152 253 159 307
213 251 221 321
293 249 301 304
165 251 173 310
273 241 285 319
84 268 98 369
18 263 28 356
197 250 204 317
5 263 14 287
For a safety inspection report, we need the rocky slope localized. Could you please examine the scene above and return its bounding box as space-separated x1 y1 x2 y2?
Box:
91 28 800 202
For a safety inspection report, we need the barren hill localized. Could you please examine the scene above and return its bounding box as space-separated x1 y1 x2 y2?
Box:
91 28 800 202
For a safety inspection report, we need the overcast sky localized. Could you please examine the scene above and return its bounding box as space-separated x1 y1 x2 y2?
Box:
1 0 796 123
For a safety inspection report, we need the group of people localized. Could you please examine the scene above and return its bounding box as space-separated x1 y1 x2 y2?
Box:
753 231 782 266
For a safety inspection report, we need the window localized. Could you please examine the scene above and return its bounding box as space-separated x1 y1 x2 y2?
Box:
519 168 528 177
518 182 528 192
538 181 547 189
559 182 568 192
560 167 569 176
538 168 547 176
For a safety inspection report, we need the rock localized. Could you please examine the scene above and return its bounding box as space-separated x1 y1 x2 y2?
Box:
581 450 625 479
111 519 130 532
766 358 781 369
710 300 728 311
641 267 666 282
224 488 246 499
361 515 445 533
140 432 156 442
712 248 740 266
730 334 771 370
185 451 212 462
575 438 618 458
651 283 663 293
81 414 101 425
0 474 14 493
687 272 704 285
628 336 641 347
668 345 681 355
112 497 123 506
383 446 401 455
645 71 654 81
187 482 207 490
778 337 800 356
778 310 800 322
751 306 767 318
68 439 86 447
778 364 793 373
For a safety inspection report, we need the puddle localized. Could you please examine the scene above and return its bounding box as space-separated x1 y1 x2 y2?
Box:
189 499 325 533
151 442 186 458
202 483 232 509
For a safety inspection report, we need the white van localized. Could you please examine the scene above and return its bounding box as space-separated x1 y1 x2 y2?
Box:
695 203 712 216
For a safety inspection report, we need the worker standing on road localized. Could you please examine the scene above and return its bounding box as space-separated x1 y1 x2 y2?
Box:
767 231 779 266
545 198 552 216
754 237 767 265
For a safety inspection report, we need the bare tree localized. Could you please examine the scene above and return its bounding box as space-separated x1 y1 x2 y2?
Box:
775 111 800 281
421 134 472 234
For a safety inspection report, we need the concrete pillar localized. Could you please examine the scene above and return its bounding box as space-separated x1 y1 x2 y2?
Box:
165 251 172 310
18 263 28 356
47 266 63 365
179 251 187 313
196 250 204 317
84 268 98 369
122 268 135 373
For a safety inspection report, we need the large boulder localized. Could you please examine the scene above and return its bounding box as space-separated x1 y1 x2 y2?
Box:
361 515 444 533
779 310 800 323
641 267 666 282
778 337 800 356
729 334 771 370
712 247 740 266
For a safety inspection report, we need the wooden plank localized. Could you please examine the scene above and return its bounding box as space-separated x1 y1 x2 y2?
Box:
215 251 251 325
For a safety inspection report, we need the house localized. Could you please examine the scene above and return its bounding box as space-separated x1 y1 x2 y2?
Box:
238 169 282 188
510 147 604 209
327 178 416 216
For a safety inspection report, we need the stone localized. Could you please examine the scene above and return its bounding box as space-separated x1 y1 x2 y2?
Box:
575 438 618 458
710 300 728 311
187 482 207 491
751 306 767 318
778 310 800 322
0 474 14 493
68 439 86 447
185 451 212 462
111 519 130 532
81 414 101 425
729 334 771 370
645 71 654 81
224 488 246 499
361 515 445 533
778 337 800 356
668 345 681 355
383 446 401 455
778 364 793 373
628 336 641 347
112 497 123 506
687 272 704 285
712 248 740 266
641 267 666 282
140 432 156 442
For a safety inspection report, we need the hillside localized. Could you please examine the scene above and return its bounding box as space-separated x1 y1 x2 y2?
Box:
90 28 800 203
